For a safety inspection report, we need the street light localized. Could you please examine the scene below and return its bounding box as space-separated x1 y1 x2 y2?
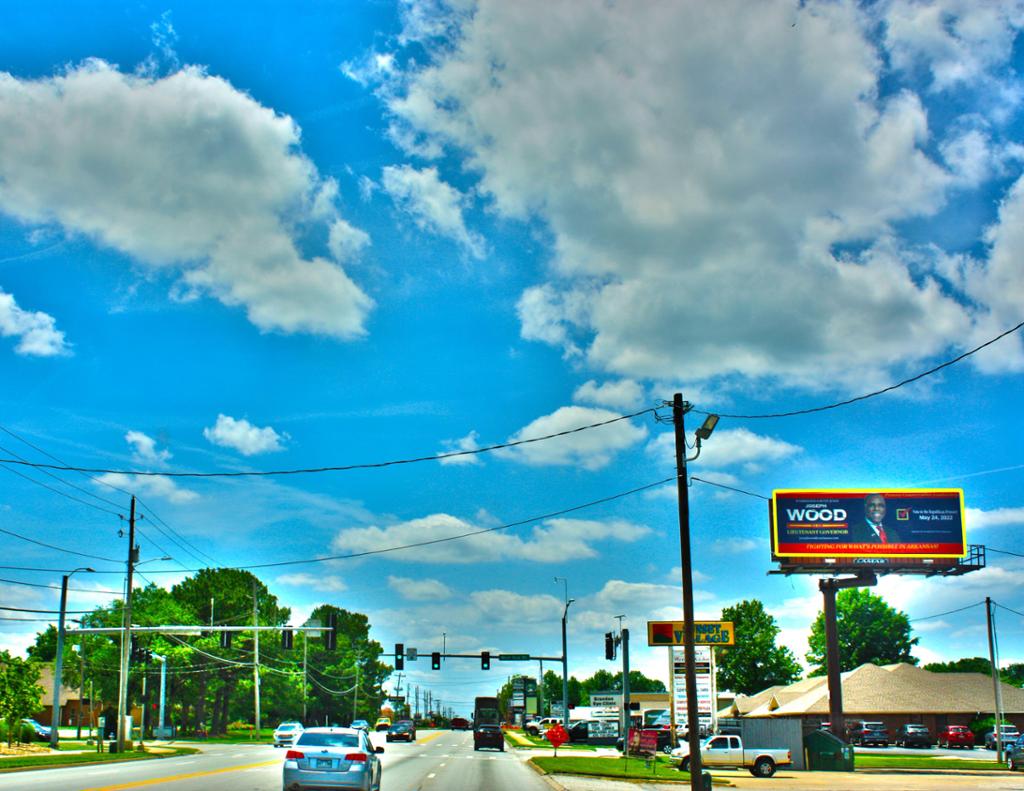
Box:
554 577 573 725
51 567 95 748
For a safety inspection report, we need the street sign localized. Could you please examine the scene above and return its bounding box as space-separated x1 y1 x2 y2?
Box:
406 647 418 661
546 724 569 749
647 620 735 646
498 653 530 661
392 696 405 702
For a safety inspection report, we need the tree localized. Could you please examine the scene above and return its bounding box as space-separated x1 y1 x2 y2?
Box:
715 599 801 695
0 651 43 746
806 588 918 675
924 657 993 675
27 625 58 662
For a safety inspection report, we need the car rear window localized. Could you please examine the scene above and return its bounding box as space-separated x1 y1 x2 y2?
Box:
296 733 359 747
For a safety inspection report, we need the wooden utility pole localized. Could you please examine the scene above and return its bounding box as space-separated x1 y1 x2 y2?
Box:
116 497 136 753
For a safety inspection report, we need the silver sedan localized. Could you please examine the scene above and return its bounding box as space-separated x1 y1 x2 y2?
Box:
282 727 383 791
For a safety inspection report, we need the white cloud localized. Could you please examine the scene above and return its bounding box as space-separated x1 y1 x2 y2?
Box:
380 164 484 257
125 430 171 466
496 406 647 470
331 514 650 564
0 289 70 356
573 379 644 410
647 427 801 475
277 573 347 593
437 430 482 466
388 575 453 601
203 414 287 456
710 537 763 554
966 506 1024 530
0 61 373 338
373 0 1024 389
328 218 372 263
95 471 198 505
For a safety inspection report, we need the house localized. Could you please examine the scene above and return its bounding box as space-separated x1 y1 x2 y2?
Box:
722 662 1024 734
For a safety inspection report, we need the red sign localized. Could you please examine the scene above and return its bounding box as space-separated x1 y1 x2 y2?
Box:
545 724 569 748
639 729 659 755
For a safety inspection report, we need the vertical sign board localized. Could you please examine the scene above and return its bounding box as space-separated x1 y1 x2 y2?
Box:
671 645 715 735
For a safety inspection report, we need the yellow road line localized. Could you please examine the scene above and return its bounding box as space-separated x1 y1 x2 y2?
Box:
415 730 445 745
81 759 279 790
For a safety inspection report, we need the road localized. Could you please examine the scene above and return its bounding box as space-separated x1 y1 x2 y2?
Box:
0 730 551 791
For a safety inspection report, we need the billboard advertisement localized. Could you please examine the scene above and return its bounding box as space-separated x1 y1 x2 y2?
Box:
648 620 734 646
772 489 966 561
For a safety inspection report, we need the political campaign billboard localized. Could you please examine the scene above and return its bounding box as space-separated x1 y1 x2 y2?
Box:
771 489 966 565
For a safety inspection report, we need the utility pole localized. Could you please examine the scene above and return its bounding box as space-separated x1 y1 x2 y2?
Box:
621 627 631 742
415 685 420 719
986 597 1005 761
116 496 137 753
252 580 261 732
76 645 85 739
672 394 702 790
303 629 309 724
353 662 360 722
538 659 544 717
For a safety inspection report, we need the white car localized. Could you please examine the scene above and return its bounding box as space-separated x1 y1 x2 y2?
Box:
274 721 304 748
283 727 383 791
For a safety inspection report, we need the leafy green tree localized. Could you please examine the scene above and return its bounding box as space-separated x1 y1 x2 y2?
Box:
715 599 801 695
806 588 918 675
539 670 582 715
924 657 993 675
27 625 58 662
0 651 44 746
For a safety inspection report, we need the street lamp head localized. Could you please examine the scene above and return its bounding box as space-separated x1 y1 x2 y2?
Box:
85 567 95 573
696 414 719 440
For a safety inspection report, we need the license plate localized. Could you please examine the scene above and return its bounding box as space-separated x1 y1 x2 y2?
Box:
317 758 332 768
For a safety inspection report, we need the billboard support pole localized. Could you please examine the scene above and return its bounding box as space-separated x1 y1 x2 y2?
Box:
819 573 876 742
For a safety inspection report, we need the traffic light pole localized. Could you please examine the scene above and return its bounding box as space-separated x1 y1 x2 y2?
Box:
116 497 136 753
253 581 261 733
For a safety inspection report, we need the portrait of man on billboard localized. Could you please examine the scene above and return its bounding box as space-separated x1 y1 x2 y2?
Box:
847 493 901 544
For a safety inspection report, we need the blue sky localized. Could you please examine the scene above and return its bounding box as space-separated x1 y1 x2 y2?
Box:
2 0 1024 716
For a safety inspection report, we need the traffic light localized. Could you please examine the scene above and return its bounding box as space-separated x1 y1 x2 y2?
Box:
130 637 140 663
605 632 615 660
395 643 404 671
481 651 490 670
326 612 338 650
220 629 232 649
282 627 294 650
431 651 441 670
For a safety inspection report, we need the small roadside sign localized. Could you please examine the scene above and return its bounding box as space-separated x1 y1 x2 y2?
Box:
647 620 735 646
406 647 418 661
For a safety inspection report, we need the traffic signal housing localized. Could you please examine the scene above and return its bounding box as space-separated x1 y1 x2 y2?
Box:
431 651 441 670
605 632 615 660
481 651 490 670
326 612 338 650
395 643 404 671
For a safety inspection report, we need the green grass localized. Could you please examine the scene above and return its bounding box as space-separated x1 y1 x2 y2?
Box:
0 746 198 771
855 754 1007 771
512 733 598 751
172 727 274 744
531 755 723 783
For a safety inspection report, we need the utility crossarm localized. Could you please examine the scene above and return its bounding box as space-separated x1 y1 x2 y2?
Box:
67 625 325 635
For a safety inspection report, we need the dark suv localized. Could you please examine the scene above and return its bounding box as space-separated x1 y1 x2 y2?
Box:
894 724 931 748
847 721 889 746
1007 735 1024 771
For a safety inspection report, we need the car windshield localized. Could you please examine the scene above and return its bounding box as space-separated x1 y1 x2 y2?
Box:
296 733 359 748
277 725 296 731
906 725 927 731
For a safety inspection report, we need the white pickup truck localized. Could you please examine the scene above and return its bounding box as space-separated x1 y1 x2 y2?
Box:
671 734 792 777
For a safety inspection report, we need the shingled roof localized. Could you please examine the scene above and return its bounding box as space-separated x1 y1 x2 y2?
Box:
724 663 1024 718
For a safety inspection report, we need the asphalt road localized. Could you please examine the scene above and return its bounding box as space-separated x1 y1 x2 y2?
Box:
0 730 551 791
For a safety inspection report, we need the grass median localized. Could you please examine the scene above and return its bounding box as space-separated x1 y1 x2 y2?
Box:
855 754 1007 771
0 746 199 772
531 755 724 783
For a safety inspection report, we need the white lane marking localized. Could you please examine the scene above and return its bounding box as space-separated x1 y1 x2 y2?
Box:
427 773 436 778
439 762 446 767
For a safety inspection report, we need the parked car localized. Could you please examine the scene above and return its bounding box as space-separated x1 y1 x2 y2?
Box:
350 719 370 731
386 720 416 742
1006 734 1024 771
846 720 889 746
937 725 975 749
985 725 1021 750
450 717 470 730
273 721 304 748
374 717 391 732
524 716 563 736
894 724 931 748
21 719 51 741
282 726 383 791
672 734 792 778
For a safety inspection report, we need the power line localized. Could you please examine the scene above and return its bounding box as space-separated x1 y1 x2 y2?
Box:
0 407 656 479
0 576 121 594
690 476 770 500
0 525 121 563
0 441 124 512
987 547 1024 559
0 605 92 614
691 318 1024 419
996 602 1024 620
0 458 122 517
910 601 985 622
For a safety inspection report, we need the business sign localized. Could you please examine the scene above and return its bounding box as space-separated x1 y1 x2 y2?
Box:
671 645 715 732
772 489 966 562
648 621 735 646
590 693 622 709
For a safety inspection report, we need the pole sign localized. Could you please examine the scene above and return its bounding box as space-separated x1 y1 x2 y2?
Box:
671 645 715 734
647 621 735 646
499 654 530 661
771 489 966 569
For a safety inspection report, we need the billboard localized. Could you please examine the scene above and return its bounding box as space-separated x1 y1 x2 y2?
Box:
648 620 734 646
771 489 966 564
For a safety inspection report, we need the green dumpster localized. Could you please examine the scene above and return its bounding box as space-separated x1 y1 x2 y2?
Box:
804 729 855 771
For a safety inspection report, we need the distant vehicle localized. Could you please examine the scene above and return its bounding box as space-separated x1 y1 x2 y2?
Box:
524 716 562 736
985 725 1021 750
894 724 931 748
1006 735 1024 771
672 734 792 778
450 717 470 730
386 720 416 742
350 719 370 731
21 719 51 741
273 721 304 748
374 717 391 732
846 720 889 747
473 696 504 752
282 726 383 791
937 724 974 749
